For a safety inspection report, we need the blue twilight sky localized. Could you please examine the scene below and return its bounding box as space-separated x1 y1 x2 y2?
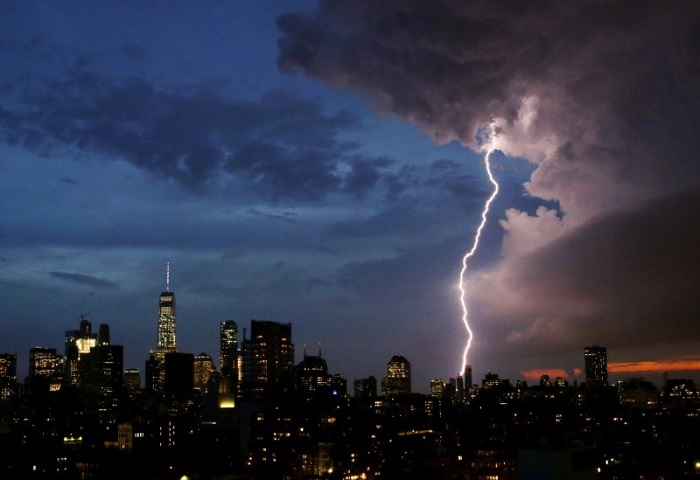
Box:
2 1 700 391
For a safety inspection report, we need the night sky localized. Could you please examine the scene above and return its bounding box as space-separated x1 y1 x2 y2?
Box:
2 1 700 392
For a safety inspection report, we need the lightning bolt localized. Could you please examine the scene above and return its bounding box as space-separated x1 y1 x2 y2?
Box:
459 132 499 376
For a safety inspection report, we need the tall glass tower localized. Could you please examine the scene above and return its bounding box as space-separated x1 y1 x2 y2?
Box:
148 263 177 393
157 262 176 350
219 320 239 394
157 290 176 350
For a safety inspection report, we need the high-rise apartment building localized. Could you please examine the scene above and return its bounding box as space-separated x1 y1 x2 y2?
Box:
240 319 294 399
219 320 238 394
584 345 608 388
381 355 411 395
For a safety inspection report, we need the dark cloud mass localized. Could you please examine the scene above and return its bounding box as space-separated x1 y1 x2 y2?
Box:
278 1 700 212
278 0 700 369
0 70 394 200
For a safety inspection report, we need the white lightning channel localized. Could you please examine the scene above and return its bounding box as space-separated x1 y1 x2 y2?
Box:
459 143 499 376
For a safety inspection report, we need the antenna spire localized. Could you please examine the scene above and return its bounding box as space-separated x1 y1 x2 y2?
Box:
166 262 170 291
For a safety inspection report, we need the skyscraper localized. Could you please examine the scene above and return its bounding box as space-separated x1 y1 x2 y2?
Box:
584 345 608 388
80 326 124 417
381 355 411 395
157 278 176 350
64 315 98 387
149 263 177 393
219 320 238 394
240 319 294 399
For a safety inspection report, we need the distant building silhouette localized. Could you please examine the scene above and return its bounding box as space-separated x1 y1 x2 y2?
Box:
354 375 377 400
584 345 608 388
295 346 330 393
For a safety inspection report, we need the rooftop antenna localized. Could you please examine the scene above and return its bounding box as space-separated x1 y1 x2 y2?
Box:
303 344 307 358
318 341 322 358
166 262 170 291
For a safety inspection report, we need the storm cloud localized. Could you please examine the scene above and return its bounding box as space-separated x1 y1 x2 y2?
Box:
278 0 700 372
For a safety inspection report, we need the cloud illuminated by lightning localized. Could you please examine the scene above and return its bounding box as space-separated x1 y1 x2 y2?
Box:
459 127 499 376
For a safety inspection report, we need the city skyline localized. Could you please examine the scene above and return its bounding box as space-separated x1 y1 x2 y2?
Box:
0 283 684 393
2 2 700 391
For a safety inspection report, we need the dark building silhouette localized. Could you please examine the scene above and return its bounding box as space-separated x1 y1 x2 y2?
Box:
584 345 608 388
81 343 124 420
123 367 140 399
295 349 330 394
240 319 294 399
354 375 378 400
164 351 194 400
330 372 347 396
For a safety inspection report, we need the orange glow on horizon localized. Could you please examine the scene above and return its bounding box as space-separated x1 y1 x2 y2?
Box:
609 358 700 374
520 360 700 382
521 368 571 381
